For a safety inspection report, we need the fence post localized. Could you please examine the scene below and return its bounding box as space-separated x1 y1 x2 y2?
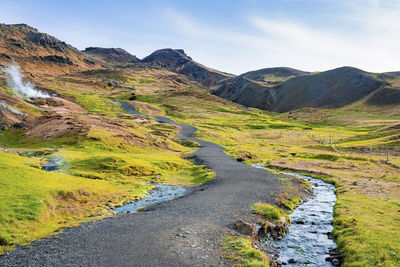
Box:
370 147 372 159
386 149 389 162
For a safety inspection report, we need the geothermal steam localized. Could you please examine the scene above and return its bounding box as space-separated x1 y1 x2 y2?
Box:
4 63 49 98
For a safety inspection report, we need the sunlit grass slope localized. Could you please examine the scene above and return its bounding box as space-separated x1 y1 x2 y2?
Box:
0 151 153 254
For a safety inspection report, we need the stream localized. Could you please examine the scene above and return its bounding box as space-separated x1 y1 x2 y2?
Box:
252 165 338 266
114 184 187 214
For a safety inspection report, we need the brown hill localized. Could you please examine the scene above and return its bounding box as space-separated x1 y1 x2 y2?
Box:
0 23 101 74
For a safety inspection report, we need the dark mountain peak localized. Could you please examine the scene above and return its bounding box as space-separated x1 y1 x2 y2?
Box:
82 47 140 64
324 66 367 75
0 23 38 33
0 23 77 54
142 48 192 64
142 48 232 87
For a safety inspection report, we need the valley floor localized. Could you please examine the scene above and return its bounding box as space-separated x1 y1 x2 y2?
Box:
0 66 399 266
0 102 298 266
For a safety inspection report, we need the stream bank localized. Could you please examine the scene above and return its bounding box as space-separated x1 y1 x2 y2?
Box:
253 164 339 266
114 184 187 213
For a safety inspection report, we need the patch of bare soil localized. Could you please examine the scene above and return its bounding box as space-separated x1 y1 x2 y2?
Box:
24 97 147 147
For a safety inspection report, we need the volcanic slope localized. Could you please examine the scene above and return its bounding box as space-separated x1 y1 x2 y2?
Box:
213 66 400 112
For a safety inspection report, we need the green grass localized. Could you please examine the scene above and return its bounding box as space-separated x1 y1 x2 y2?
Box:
74 94 123 116
0 129 81 148
282 196 302 213
137 78 155 84
333 188 400 267
251 203 290 223
136 94 157 103
222 236 270 267
0 151 152 254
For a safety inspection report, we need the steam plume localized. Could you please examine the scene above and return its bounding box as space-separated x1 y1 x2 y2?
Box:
4 63 49 98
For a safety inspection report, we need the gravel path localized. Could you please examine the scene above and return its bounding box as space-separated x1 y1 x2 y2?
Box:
0 101 284 267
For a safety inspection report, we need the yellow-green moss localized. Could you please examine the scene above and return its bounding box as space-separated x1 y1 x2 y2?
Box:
251 203 291 223
222 236 270 267
282 196 302 213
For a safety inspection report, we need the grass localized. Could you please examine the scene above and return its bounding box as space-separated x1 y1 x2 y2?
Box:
74 94 124 116
0 151 152 254
334 192 400 267
222 236 270 267
251 203 291 224
281 195 302 213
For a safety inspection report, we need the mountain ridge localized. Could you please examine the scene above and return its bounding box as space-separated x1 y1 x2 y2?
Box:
213 66 400 112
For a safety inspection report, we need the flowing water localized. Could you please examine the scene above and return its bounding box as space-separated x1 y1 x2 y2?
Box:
252 165 338 266
114 184 187 214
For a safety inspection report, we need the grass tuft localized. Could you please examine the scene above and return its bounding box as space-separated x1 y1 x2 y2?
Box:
222 236 270 267
251 203 291 223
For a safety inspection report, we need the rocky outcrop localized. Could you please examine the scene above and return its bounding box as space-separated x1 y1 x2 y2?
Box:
235 220 259 240
142 48 233 87
83 47 140 65
33 55 73 65
235 214 289 242
258 217 289 240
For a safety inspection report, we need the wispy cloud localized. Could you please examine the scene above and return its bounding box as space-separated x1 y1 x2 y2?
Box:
162 1 400 74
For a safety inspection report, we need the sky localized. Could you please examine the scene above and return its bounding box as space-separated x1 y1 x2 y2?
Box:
0 0 399 74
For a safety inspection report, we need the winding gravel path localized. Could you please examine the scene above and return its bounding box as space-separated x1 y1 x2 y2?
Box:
0 101 284 267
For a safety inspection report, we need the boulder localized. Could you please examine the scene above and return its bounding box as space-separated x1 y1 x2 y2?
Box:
258 219 288 240
235 219 259 240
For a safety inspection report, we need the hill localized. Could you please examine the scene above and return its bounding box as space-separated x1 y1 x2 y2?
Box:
0 23 101 74
240 67 309 84
82 47 140 66
213 66 400 112
142 48 233 87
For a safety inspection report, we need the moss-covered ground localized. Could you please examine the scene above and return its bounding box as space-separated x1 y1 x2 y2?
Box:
222 236 270 267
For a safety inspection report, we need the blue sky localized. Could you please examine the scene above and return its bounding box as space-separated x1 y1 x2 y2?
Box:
1 0 399 74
